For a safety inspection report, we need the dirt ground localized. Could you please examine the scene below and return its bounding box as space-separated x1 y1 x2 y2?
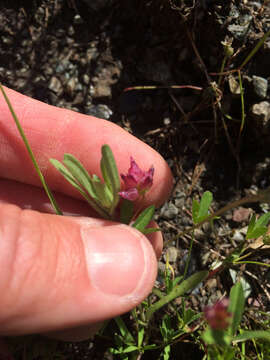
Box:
1 0 270 358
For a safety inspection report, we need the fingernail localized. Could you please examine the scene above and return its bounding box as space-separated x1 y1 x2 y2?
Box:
81 224 156 297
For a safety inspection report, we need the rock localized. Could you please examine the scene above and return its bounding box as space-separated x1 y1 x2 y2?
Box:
228 14 252 40
252 76 268 99
73 92 84 105
178 250 198 278
232 230 245 242
73 14 83 24
82 74 90 85
93 81 112 98
66 77 77 96
228 74 240 95
68 25 75 36
194 228 205 241
158 261 166 275
251 101 270 131
86 104 113 119
164 247 179 263
160 202 179 220
48 76 63 95
232 207 252 222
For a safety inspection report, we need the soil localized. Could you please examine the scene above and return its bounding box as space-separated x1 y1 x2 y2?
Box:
1 0 270 359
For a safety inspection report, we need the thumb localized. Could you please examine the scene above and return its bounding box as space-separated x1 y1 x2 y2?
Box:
0 204 157 336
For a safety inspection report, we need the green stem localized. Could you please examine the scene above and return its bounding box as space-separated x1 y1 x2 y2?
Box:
218 56 227 87
234 261 270 268
0 84 62 215
240 28 270 70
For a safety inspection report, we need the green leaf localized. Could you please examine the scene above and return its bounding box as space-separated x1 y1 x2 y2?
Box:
192 199 200 223
254 212 270 227
183 308 202 326
100 144 120 213
146 271 208 321
228 282 245 336
63 154 97 199
91 177 113 208
120 199 134 224
137 327 144 348
198 191 213 219
246 213 270 240
202 328 231 347
246 214 256 238
122 345 138 353
192 191 213 224
50 158 86 194
132 205 155 232
114 316 135 343
234 330 270 343
50 158 109 219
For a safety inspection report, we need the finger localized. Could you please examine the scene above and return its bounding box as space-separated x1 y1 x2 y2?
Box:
0 178 97 217
0 203 158 336
0 86 173 207
0 179 163 259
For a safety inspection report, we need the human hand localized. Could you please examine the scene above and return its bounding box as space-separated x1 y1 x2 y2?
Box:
0 87 173 340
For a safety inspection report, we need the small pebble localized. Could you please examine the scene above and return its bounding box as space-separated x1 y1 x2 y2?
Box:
160 202 179 220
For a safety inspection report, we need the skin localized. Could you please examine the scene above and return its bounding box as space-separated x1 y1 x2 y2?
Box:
0 87 173 341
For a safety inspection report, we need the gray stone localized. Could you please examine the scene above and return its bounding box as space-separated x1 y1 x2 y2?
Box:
66 77 77 96
86 104 113 120
73 14 83 24
82 74 90 85
48 76 63 95
251 101 270 130
93 81 112 98
164 247 179 264
252 76 268 99
228 16 252 40
68 25 75 36
232 230 245 242
160 202 179 220
158 261 166 275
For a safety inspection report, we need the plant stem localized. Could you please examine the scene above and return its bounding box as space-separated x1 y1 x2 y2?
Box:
0 84 62 215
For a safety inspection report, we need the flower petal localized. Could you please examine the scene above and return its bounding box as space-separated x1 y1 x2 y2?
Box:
119 188 139 201
129 157 144 183
140 166 154 189
121 174 138 189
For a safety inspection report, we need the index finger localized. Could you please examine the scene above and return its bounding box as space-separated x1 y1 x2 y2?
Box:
0 87 173 207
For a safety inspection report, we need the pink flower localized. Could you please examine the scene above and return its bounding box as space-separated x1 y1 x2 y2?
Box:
204 298 231 330
119 157 154 201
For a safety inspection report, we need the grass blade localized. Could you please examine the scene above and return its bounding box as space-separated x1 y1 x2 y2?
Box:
0 84 62 215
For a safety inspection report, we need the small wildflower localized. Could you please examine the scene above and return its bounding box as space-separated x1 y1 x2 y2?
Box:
119 157 154 201
204 298 231 330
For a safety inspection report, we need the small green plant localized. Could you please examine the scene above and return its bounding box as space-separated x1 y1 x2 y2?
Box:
202 282 270 360
50 146 158 234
